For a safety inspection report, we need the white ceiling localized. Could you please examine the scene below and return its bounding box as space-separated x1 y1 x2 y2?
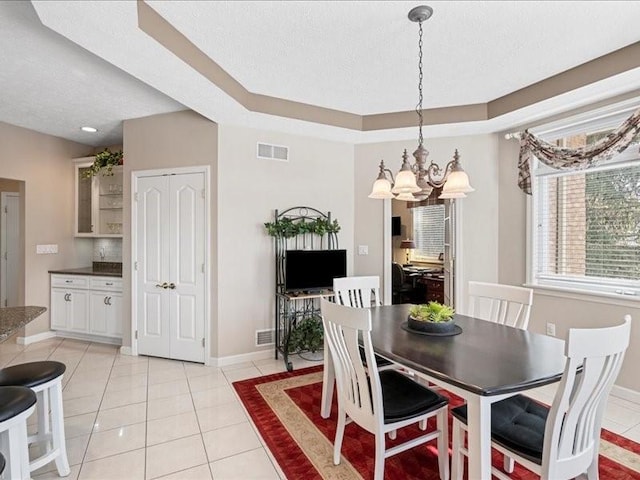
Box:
0 1 184 147
2 1 640 146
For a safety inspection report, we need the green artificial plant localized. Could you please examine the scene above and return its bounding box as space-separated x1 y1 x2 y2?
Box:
264 217 340 238
83 149 124 178
288 315 324 353
409 302 455 323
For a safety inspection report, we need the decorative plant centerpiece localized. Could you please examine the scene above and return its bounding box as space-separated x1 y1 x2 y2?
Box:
408 302 456 333
83 148 123 178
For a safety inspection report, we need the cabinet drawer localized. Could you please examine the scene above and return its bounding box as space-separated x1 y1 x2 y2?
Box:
51 275 89 289
90 277 123 292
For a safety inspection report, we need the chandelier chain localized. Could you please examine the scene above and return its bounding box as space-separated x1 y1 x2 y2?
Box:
416 20 424 147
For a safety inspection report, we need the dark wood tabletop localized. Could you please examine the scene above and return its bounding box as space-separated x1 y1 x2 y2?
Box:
370 304 566 396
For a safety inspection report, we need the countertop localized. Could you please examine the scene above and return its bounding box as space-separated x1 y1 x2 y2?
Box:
49 262 122 277
0 306 47 342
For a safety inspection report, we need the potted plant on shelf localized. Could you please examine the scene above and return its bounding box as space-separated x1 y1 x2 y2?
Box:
287 315 324 357
83 148 123 178
408 302 456 333
264 217 341 238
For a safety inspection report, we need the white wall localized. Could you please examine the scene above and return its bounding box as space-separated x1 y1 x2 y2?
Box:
354 134 500 310
217 125 354 358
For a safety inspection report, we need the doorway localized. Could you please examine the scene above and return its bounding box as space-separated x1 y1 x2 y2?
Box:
1 187 22 307
132 167 210 363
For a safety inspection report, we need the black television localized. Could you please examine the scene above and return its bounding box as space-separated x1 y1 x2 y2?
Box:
285 249 347 292
392 216 402 236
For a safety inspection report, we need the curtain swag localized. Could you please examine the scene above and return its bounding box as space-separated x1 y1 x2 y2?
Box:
517 106 640 194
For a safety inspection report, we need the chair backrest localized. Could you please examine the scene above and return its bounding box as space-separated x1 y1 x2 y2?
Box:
467 281 533 329
542 315 632 479
320 298 382 432
392 262 405 289
334 276 381 308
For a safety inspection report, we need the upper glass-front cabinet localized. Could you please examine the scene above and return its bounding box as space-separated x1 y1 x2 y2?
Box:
74 158 123 237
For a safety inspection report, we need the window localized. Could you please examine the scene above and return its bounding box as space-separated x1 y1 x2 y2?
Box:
412 205 445 262
530 129 640 297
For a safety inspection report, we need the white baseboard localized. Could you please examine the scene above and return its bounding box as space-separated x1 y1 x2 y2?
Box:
611 384 640 404
54 331 121 346
120 346 133 356
16 331 58 345
209 349 272 368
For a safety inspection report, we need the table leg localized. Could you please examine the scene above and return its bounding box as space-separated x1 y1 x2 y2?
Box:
466 395 492 480
320 336 334 419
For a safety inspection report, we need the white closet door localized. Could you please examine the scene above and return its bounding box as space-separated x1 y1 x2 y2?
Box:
137 176 171 358
136 172 206 363
169 173 205 362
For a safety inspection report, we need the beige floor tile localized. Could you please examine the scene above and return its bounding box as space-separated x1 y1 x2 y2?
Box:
33 464 81 480
64 394 103 418
146 411 200 446
111 362 149 378
148 378 190 400
220 362 254 372
78 448 145 480
105 372 148 393
602 418 631 435
604 402 640 427
93 402 147 433
196 403 247 433
202 422 261 462
192 385 237 411
100 386 147 410
209 448 280 480
147 393 194 421
148 368 187 386
608 394 640 413
155 464 212 480
65 412 98 439
84 422 146 462
114 354 149 365
145 434 208 480
622 422 640 442
223 367 262 383
187 372 228 393
63 379 107 400
86 343 119 355
183 363 222 379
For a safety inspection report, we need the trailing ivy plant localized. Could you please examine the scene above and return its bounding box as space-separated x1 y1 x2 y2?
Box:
83 149 124 178
287 315 324 353
264 217 341 238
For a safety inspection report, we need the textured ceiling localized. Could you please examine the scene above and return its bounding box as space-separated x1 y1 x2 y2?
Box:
0 1 184 147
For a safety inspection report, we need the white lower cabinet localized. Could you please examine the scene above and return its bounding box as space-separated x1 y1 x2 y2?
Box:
50 274 122 342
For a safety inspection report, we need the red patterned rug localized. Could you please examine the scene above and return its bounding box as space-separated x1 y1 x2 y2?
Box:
233 366 640 479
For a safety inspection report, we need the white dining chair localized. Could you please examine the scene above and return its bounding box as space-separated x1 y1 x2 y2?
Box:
467 281 533 330
320 298 450 480
450 314 632 480
321 276 397 419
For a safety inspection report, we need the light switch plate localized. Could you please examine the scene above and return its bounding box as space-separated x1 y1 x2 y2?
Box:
36 244 58 254
358 245 369 255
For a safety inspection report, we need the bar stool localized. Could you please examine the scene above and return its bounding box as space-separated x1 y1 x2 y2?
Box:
0 362 69 476
0 386 37 479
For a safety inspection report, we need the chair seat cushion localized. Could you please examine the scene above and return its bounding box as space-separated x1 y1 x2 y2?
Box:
451 394 548 464
0 361 66 388
358 346 393 368
380 370 448 424
0 386 37 423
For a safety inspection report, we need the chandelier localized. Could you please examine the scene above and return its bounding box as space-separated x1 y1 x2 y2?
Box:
368 5 474 201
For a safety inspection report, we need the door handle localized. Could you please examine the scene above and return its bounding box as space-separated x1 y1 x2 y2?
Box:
107 297 112 306
64 293 70 302
104 296 108 305
155 282 169 289
67 293 72 302
168 283 176 290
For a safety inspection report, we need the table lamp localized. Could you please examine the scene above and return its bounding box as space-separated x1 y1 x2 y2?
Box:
400 239 416 265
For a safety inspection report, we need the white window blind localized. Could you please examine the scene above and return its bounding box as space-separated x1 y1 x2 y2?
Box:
533 150 640 296
412 205 445 261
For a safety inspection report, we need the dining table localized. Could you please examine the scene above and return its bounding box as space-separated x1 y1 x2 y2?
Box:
321 303 567 480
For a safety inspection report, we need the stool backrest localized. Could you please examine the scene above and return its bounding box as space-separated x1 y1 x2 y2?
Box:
468 281 533 329
542 315 632 479
334 276 381 308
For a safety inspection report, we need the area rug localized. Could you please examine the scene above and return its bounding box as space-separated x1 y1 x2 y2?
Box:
233 366 640 479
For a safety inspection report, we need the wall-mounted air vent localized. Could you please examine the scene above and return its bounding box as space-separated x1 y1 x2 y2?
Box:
257 142 289 162
255 328 275 346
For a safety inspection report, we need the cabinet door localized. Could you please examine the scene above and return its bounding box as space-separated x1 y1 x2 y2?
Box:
68 290 89 332
106 293 123 337
74 161 94 236
89 291 109 335
51 289 69 330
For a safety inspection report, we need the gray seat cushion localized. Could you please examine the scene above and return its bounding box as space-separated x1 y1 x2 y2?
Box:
451 394 548 464
380 370 448 424
0 386 37 423
0 361 66 388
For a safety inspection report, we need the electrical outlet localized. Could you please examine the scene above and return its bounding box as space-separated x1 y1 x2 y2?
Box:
358 245 369 255
546 322 556 336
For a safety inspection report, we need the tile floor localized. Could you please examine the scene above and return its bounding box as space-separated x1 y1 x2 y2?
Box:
0 335 319 480
1 336 639 479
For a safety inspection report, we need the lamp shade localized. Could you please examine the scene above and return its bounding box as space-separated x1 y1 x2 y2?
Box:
395 192 418 201
441 169 474 195
368 177 394 199
400 239 416 249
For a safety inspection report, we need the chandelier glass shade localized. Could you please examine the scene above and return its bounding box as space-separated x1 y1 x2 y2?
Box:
368 5 474 202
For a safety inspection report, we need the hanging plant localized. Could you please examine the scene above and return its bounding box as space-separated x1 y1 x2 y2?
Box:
83 149 124 178
264 217 341 238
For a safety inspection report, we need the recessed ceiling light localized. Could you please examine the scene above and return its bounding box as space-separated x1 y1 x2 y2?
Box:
81 126 98 133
